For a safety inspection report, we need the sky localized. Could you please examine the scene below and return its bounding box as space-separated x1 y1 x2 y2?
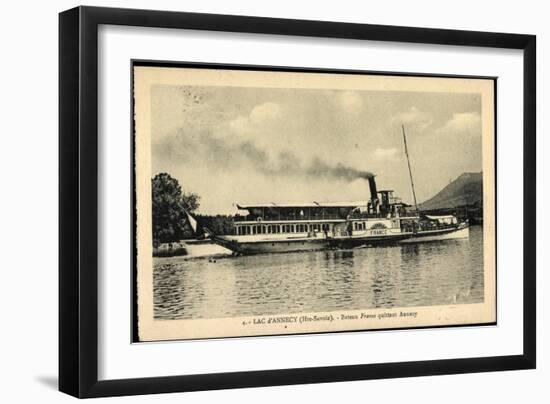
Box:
151 83 482 215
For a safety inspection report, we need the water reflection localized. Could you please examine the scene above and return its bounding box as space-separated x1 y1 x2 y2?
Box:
154 226 485 320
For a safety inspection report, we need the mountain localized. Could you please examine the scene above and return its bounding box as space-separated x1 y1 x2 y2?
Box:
420 172 482 210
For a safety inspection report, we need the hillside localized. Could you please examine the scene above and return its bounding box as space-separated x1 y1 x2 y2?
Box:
420 172 482 210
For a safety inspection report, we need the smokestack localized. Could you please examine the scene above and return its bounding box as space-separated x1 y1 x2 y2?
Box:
368 176 378 203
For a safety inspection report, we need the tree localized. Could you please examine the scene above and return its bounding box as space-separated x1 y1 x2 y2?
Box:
196 214 235 235
152 173 200 247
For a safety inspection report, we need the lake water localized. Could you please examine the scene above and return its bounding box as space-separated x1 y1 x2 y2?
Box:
153 225 484 320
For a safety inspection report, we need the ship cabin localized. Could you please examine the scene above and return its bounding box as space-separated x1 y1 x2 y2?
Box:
232 177 412 238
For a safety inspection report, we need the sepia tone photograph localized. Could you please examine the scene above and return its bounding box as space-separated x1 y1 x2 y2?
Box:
133 63 496 341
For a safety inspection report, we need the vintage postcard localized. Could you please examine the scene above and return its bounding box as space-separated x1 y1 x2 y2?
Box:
133 63 496 341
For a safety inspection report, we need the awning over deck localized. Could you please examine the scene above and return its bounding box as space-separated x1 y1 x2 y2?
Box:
236 201 369 210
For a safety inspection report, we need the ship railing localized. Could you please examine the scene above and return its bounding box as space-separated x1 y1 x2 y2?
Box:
234 212 408 222
234 214 343 222
401 222 460 232
348 213 395 219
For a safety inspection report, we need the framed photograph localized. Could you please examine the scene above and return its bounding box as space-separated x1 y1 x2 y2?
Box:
59 6 536 398
134 62 497 342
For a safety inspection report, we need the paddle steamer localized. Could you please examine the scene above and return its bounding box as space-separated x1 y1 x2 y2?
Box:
203 126 469 255
204 176 468 255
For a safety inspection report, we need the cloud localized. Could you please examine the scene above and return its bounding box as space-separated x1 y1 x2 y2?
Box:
338 91 363 113
228 115 249 133
229 102 281 133
227 102 283 145
438 112 481 135
249 102 281 123
394 106 433 131
374 147 399 161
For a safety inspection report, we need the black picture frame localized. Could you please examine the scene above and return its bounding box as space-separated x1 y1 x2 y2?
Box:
59 5 536 398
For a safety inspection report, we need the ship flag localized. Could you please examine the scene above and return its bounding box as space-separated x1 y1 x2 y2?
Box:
184 208 198 233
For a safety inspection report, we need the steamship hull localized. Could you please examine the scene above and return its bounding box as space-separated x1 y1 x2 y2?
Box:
210 234 329 255
399 223 469 243
329 222 469 249
210 223 469 255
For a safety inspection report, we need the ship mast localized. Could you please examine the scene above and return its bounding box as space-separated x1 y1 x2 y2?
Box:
401 124 419 215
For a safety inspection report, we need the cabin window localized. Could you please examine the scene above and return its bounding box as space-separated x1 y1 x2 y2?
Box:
291 225 295 233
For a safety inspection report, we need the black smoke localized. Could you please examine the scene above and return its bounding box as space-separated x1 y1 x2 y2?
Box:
154 129 373 182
